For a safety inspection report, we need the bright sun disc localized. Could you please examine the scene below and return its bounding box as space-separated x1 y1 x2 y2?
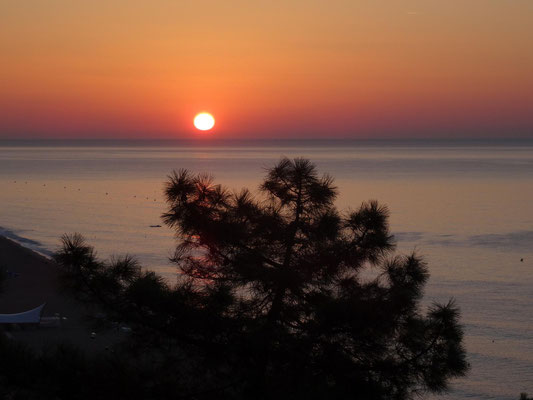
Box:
194 113 215 131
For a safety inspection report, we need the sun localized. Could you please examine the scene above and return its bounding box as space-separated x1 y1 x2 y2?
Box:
194 112 215 131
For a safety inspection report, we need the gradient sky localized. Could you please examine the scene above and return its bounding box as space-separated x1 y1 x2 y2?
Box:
1 0 532 139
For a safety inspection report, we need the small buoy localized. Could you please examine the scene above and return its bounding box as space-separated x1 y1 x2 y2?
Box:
90 332 96 339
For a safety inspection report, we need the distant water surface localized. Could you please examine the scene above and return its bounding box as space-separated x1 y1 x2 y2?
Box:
1 139 532 399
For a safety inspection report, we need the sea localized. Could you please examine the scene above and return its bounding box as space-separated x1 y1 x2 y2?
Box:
1 139 532 399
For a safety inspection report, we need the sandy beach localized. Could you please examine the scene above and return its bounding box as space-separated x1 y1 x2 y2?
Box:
0 236 119 351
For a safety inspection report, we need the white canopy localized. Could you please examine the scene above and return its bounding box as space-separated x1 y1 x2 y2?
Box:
0 303 46 324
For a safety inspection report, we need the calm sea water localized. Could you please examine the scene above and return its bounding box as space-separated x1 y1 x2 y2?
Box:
1 139 532 399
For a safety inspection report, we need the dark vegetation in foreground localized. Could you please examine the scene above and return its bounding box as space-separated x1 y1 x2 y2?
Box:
0 158 468 399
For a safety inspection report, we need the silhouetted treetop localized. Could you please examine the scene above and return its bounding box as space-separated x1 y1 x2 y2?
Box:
162 158 394 302
53 158 467 400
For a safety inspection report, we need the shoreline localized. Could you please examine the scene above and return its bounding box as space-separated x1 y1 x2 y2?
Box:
0 227 54 260
0 235 59 314
0 235 119 351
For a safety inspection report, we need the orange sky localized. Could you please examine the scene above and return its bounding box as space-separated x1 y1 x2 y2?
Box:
1 0 532 139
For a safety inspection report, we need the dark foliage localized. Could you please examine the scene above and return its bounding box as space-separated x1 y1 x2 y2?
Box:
0 335 149 400
0 267 6 293
2 158 467 399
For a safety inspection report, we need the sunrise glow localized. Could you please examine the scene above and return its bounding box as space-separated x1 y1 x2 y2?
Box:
194 113 215 131
1 2 532 139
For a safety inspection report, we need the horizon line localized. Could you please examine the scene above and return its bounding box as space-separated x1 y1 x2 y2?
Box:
2 136 533 142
